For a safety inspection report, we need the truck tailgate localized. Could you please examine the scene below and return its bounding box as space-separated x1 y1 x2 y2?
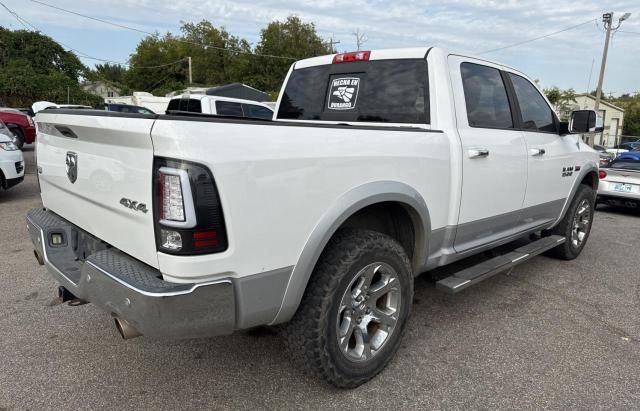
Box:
35 111 158 268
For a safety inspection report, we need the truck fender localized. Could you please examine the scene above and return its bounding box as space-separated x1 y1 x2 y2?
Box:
271 180 431 324
550 161 599 228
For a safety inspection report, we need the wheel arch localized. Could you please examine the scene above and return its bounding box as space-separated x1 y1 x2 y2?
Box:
550 163 598 229
271 181 431 324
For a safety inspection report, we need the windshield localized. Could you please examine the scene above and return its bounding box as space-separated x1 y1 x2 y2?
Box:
277 59 429 124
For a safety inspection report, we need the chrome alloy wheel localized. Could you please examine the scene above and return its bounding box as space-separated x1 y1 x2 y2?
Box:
571 198 591 248
336 262 401 362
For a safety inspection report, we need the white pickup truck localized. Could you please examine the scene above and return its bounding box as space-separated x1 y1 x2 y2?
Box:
27 47 601 388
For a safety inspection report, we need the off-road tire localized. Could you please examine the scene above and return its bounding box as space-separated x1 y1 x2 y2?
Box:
545 184 595 260
284 229 413 388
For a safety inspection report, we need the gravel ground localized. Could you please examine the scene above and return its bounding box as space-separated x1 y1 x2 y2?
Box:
1 146 639 409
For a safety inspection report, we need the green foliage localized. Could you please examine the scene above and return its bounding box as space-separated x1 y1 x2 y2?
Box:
123 17 329 96
0 27 101 107
610 95 640 136
543 87 577 120
250 16 332 92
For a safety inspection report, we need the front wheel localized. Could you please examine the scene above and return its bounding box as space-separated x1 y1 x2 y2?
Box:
546 184 595 260
284 229 413 388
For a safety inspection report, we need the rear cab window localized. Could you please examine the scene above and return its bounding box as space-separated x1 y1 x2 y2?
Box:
167 99 202 113
277 59 429 124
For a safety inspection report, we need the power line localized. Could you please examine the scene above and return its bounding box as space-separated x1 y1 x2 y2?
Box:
618 30 640 35
478 19 597 54
29 0 296 61
0 1 187 69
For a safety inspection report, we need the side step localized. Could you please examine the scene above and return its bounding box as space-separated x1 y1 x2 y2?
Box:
436 235 565 294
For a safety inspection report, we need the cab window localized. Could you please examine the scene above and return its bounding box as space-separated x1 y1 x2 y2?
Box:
242 104 273 120
508 73 556 132
215 101 243 117
460 63 513 129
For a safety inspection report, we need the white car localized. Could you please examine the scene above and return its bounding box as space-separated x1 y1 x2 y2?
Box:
0 120 24 191
28 47 600 387
166 94 274 120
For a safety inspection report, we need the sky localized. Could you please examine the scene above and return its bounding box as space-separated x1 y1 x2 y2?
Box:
2 0 640 95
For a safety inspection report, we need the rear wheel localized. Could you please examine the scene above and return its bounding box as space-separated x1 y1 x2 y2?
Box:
284 229 413 388
546 184 595 260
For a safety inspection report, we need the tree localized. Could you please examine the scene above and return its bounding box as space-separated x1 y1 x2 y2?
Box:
124 21 253 95
0 27 101 106
251 16 332 92
543 87 577 120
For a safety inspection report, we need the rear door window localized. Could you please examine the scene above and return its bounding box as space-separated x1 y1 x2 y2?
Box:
277 59 429 124
460 63 513 129
215 101 243 117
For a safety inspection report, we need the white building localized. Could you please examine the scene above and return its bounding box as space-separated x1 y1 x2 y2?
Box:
568 94 625 147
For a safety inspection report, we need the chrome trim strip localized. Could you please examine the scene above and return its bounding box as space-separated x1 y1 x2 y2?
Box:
511 254 529 263
453 280 471 289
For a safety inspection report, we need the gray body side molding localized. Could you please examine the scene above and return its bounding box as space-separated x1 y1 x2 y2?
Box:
270 181 431 324
549 162 598 229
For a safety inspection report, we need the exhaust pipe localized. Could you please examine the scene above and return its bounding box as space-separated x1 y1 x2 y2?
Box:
114 318 142 340
34 250 44 265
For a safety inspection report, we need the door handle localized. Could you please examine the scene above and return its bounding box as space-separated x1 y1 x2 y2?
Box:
468 148 490 158
529 148 546 156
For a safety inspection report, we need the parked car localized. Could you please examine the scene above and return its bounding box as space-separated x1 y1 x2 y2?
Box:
27 47 600 388
615 142 640 151
103 103 155 115
593 145 614 166
0 120 24 191
0 108 36 149
17 107 35 117
167 95 274 120
597 152 640 209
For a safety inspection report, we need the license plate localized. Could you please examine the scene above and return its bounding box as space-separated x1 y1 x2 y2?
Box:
613 183 633 193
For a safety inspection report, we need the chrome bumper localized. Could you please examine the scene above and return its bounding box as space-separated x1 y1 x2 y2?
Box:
26 208 235 339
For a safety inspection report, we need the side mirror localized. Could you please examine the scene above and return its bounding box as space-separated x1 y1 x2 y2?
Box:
569 110 604 134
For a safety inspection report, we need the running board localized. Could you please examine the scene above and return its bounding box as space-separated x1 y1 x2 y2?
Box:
436 235 566 294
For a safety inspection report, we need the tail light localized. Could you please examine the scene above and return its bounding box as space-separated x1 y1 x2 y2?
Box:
332 51 370 64
599 170 607 179
153 158 228 255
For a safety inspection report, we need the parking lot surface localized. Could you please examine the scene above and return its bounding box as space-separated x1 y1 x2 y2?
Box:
1 146 639 409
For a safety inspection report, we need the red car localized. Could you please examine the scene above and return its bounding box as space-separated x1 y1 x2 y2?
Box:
0 108 36 149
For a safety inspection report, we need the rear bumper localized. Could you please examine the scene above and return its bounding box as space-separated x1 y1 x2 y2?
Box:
26 208 235 339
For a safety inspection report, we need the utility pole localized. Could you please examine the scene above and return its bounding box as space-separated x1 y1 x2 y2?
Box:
187 56 192 86
592 12 631 146
324 35 340 53
593 13 613 114
352 28 367 51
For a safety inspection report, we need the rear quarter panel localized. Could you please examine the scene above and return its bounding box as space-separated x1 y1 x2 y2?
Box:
150 118 453 282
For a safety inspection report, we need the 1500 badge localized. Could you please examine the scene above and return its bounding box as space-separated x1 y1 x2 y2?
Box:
120 198 148 213
562 165 581 177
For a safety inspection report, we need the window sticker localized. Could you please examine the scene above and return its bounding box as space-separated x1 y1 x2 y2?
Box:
327 77 360 110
